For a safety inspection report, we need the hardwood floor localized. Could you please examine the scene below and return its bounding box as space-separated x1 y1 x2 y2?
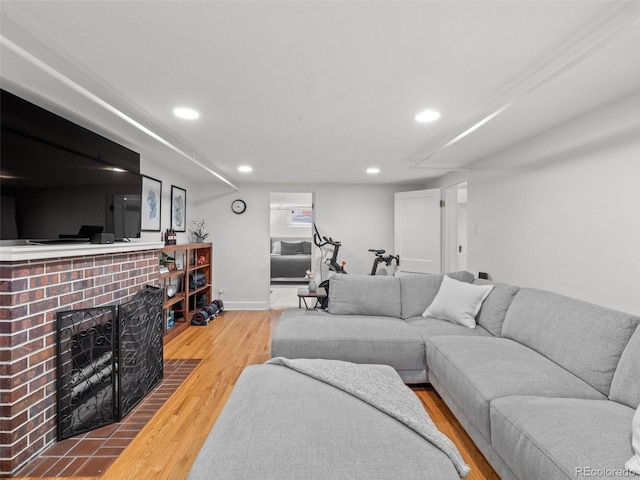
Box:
21 309 499 480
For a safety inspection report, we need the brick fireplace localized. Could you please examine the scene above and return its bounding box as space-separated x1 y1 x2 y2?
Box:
0 245 161 476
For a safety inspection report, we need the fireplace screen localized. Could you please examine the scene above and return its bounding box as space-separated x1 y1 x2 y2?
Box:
56 306 117 440
118 286 164 418
56 286 163 440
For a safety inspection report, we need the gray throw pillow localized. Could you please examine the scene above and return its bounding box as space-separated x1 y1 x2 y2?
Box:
281 241 304 255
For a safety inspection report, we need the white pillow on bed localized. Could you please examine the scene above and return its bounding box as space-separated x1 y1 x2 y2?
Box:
271 241 281 254
422 275 494 328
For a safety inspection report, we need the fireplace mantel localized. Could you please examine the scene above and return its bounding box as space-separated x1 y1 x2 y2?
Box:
0 241 165 262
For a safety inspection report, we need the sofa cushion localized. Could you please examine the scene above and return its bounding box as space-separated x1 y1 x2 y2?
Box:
426 336 607 442
328 274 402 318
406 316 492 342
473 279 520 336
423 276 494 328
398 271 474 319
609 325 640 409
271 309 426 383
188 364 460 480
502 288 640 396
491 396 635 480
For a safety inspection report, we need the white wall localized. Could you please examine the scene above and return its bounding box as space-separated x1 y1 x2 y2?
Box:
429 91 640 315
193 182 422 309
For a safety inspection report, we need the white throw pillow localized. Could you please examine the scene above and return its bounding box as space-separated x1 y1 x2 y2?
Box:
422 275 494 328
627 404 640 474
271 241 281 254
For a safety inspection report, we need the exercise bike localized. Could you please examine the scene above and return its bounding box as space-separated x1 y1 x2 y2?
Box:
368 249 400 275
314 224 399 276
313 223 347 274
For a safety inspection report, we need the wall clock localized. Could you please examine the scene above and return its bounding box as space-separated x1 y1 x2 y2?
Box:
231 199 247 214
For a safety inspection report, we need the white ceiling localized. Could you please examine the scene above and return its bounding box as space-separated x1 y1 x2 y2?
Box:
1 1 639 190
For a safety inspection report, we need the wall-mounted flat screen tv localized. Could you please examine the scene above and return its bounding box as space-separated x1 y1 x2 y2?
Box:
1 89 142 242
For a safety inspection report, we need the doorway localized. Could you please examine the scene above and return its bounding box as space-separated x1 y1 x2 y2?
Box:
444 182 468 272
269 192 314 309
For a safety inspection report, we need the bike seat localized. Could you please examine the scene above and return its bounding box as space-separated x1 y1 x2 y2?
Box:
368 249 386 255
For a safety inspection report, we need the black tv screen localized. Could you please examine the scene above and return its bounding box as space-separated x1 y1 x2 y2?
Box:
1 90 142 242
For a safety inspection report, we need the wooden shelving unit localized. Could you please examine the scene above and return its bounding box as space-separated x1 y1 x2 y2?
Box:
158 242 213 343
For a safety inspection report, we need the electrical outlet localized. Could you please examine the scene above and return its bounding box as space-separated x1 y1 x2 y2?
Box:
218 288 227 295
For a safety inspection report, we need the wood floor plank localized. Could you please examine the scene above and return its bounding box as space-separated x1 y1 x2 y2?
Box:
18 309 498 480
413 385 501 480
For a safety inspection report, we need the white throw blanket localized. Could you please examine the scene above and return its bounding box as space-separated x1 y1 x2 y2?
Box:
267 357 470 477
627 404 640 474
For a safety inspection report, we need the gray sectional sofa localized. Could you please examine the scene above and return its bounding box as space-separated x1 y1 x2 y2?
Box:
270 272 640 480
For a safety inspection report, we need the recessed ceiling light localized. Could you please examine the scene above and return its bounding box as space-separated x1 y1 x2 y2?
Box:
415 109 441 123
173 107 200 120
238 165 253 173
366 167 380 174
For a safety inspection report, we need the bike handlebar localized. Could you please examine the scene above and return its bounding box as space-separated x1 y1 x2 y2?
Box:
319 234 341 247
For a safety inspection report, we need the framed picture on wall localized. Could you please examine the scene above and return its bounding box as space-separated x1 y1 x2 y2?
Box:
171 185 187 231
289 208 313 227
141 175 162 232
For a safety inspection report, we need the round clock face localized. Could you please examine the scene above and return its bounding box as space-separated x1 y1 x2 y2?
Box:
231 199 247 214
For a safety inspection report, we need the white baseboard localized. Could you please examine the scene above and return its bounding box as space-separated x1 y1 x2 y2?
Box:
223 301 269 310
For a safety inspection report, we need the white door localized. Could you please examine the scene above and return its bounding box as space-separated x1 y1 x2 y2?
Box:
443 181 468 272
457 203 468 271
394 188 442 274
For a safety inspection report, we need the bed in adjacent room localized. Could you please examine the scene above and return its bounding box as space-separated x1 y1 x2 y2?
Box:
270 237 312 282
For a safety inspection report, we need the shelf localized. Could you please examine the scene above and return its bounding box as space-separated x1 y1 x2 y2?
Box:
164 292 186 309
161 242 212 252
159 269 186 280
190 263 210 270
190 284 211 296
158 242 213 339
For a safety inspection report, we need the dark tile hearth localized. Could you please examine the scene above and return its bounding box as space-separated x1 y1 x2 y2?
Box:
16 359 200 478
